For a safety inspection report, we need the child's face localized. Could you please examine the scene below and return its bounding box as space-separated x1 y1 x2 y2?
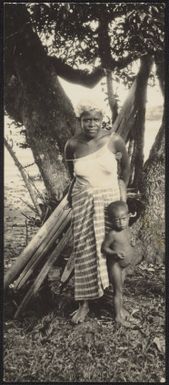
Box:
80 111 102 139
111 206 129 230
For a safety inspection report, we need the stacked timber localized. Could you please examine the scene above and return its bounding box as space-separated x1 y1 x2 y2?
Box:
4 194 72 318
5 189 142 318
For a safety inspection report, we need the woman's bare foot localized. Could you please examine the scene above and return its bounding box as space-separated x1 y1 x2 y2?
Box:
71 301 89 324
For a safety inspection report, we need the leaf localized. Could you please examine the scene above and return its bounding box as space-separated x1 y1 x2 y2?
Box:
131 308 139 316
153 336 165 353
117 357 128 363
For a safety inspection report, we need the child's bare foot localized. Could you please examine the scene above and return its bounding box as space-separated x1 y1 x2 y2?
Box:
71 301 89 324
115 315 134 328
128 315 141 326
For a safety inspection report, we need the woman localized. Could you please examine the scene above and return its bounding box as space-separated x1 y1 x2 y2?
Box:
64 100 130 324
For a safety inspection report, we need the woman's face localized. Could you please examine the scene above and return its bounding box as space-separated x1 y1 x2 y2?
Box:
80 111 103 139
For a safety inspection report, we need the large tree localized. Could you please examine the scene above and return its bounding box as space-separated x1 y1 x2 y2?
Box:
4 3 165 261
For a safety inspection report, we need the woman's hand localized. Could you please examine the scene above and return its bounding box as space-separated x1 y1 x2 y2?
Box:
115 152 122 161
111 134 130 186
67 177 76 208
116 251 125 260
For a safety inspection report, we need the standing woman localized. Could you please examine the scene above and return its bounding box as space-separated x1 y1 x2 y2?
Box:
64 100 130 324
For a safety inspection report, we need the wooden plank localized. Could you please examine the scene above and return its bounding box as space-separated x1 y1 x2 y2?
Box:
60 253 74 284
15 211 71 290
58 253 75 293
4 195 69 290
14 227 72 319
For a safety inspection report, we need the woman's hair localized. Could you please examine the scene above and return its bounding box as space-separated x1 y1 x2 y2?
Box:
75 98 104 118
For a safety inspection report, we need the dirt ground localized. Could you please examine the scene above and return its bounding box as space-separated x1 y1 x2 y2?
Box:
4 149 166 382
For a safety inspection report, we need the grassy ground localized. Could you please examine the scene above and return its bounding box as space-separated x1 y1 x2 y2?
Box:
4 262 165 382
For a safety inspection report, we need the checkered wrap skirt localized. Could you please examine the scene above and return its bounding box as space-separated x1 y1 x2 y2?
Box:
71 184 120 300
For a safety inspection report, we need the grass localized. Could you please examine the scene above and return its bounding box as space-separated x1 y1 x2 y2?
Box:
3 262 165 382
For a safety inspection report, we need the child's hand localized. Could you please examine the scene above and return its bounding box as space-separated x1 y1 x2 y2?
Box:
117 252 124 259
101 244 117 257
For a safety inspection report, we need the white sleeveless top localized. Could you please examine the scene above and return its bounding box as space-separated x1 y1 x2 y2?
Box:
73 142 119 189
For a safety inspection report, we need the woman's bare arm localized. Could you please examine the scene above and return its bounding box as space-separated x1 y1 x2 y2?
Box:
64 139 75 180
64 139 76 207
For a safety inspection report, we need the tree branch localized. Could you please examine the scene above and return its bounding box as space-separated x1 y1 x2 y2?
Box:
48 57 105 88
154 53 164 96
98 15 112 68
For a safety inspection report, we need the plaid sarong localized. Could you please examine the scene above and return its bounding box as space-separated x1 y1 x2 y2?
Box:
71 183 120 300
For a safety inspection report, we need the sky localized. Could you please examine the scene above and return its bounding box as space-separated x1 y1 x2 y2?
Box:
59 73 163 115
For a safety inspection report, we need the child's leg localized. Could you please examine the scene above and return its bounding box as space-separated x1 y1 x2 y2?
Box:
108 261 131 326
120 267 130 320
110 262 123 322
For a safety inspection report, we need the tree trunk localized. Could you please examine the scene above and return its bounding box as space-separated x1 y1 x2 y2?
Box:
4 4 77 201
132 115 165 264
136 57 165 263
111 55 153 188
113 55 153 143
106 70 118 123
129 102 145 189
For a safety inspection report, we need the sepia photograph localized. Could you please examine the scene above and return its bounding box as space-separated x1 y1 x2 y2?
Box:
3 2 165 382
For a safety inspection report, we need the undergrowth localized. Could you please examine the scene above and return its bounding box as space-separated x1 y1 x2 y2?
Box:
3 262 165 382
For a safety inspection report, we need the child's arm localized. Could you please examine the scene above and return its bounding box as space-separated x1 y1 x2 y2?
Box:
101 233 115 256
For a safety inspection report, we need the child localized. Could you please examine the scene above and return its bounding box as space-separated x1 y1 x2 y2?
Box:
101 200 135 327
